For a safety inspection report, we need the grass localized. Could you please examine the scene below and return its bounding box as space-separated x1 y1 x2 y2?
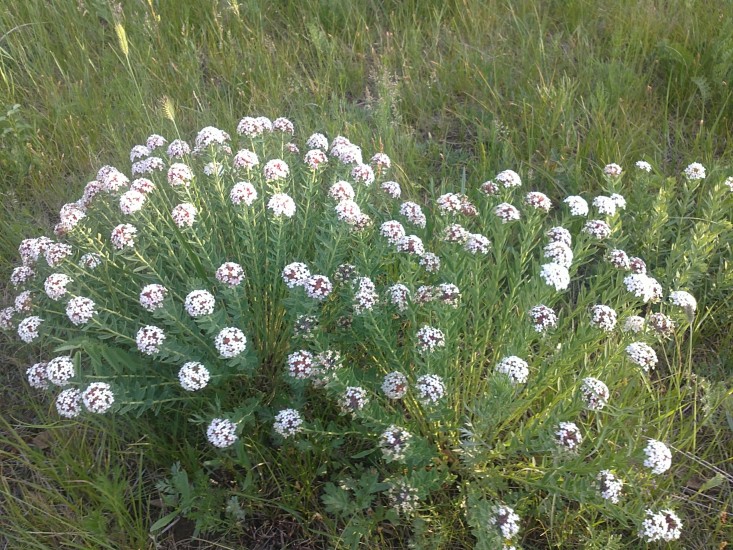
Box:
1 0 732 547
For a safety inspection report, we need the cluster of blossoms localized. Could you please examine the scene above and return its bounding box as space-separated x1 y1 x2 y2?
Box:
387 480 420 515
580 377 610 410
555 421 583 451
178 362 211 391
339 386 369 414
380 425 412 462
415 325 446 353
626 342 658 371
529 305 557 333
640 509 683 542
273 409 304 438
381 371 409 400
207 418 238 448
596 470 624 503
589 305 617 331
643 439 672 474
491 505 521 541
495 356 529 385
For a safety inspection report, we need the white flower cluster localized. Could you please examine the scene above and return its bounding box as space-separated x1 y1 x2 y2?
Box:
643 439 672 474
184 289 215 317
495 356 529 385
563 195 589 216
629 256 646 274
635 160 652 172
625 342 658 371
491 505 521 540
282 262 310 288
120 189 146 215
669 290 697 312
304 149 328 170
207 418 238 448
582 219 611 240
495 169 521 188
603 163 622 177
46 356 75 386
640 509 682 542
415 374 445 404
166 139 190 158
388 481 420 515
546 226 571 246
580 377 609 410
56 388 82 418
592 195 617 216
648 312 674 338
543 241 573 268
178 362 211 391
236 116 272 137
351 163 375 185
381 371 408 400
380 425 412 462
329 180 355 201
339 386 368 414
529 305 557 333
18 316 43 343
396 235 425 256
380 220 406 244
111 223 137 250
287 350 315 380
267 193 296 218
419 252 441 272
622 315 646 333
82 382 115 414
683 162 705 180
399 201 426 228
387 283 410 312
44 273 72 300
230 181 258 206
442 223 469 243
171 203 197 228
79 252 102 270
524 191 552 212
167 163 194 186
139 284 167 311
607 249 630 270
26 362 49 389
540 262 570 291
136 325 166 355
273 408 303 438
353 277 378 314
214 327 247 358
304 274 333 301
233 149 259 171
590 304 617 331
494 202 521 223
215 262 245 287
306 133 328 150
263 159 289 182
596 470 623 503
66 296 96 325
45 242 73 267
194 126 230 152
465 233 491 254
555 421 583 450
623 273 662 303
415 325 445 353
11 266 35 287
381 180 401 198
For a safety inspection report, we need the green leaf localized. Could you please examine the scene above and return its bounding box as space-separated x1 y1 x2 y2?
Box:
149 510 179 533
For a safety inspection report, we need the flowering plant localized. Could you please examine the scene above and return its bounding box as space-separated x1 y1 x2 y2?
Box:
3 119 727 546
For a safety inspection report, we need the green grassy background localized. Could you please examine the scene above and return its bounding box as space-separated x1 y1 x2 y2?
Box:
1 0 731 547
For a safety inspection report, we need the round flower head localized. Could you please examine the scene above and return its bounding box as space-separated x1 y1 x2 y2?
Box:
643 439 672 474
648 312 675 338
555 421 583 450
624 273 661 303
603 163 622 178
464 233 491 254
386 284 410 312
416 325 445 354
44 273 72 301
178 362 211 391
540 263 570 291
529 305 558 333
237 116 271 137
329 181 355 201
263 159 289 182
136 157 164 176
596 470 623 503
491 505 521 540
100 168 129 193
580 377 609 410
82 382 114 414
334 200 362 225
607 249 630 270
683 162 705 180
167 163 194 186
415 285 436 305
282 262 310 288
56 388 82 418
379 220 406 245
629 257 646 274
436 193 464 214
45 243 73 267
46 356 75 386
216 262 245 288
396 235 425 256
293 314 318 339
399 201 426 228
286 142 299 153
80 180 103 207
525 191 552 212
110 223 137 250
273 117 294 134
304 149 328 170
267 193 296 218
635 160 652 172
66 296 96 325
171 203 197 228
194 126 230 151
640 509 682 542
495 169 521 188
543 241 573 268
18 316 43 343
582 219 612 240
18 237 42 266
79 253 102 270
419 252 441 273
11 266 35 287
214 327 247 358
0 307 15 330
725 176 733 192
332 142 362 165
207 418 238 448
590 305 617 331
203 161 224 177
333 263 358 284
380 425 412 462
146 134 167 150
230 181 258 206
610 193 626 210
563 195 589 216
381 180 401 198
546 226 572 247
592 196 617 216
622 315 646 333
442 223 469 244
353 276 379 314
388 480 419 515
306 133 328 150
58 203 86 231
136 325 166 355
184 290 215 317
626 342 658 371
130 144 151 162
273 409 304 438
233 149 259 170
339 386 368 414
415 374 446 404
287 350 315 380
669 290 697 313
480 180 499 195
139 284 167 311
370 152 391 170
381 372 408 400
119 189 146 215
304 274 333 301
495 356 529 385
436 283 461 307
166 139 191 158
494 202 521 223
26 362 49 389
